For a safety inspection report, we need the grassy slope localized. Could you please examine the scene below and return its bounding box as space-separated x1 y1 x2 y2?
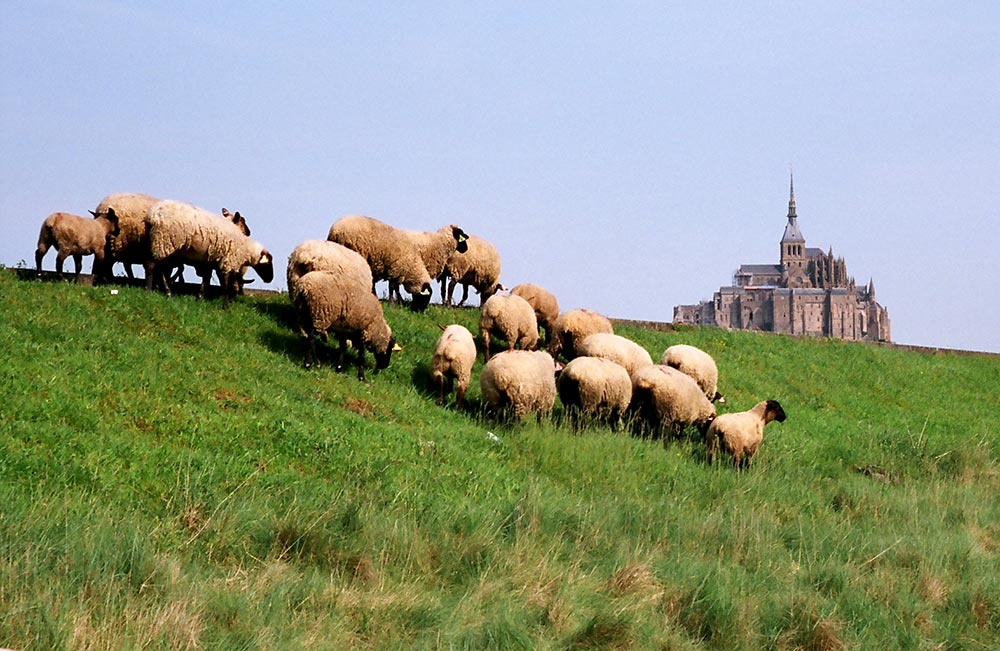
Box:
1 270 998 650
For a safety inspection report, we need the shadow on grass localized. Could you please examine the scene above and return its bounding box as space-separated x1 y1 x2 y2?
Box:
250 298 298 330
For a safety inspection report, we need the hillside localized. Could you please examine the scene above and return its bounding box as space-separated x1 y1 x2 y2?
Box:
1 269 998 650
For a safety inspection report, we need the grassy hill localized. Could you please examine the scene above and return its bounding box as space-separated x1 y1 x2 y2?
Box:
1 268 998 650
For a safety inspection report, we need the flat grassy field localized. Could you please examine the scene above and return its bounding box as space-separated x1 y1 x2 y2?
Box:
1 269 998 650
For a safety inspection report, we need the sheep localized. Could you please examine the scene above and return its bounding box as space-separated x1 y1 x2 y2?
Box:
292 270 397 381
287 239 373 303
660 344 725 403
328 215 467 311
90 192 160 279
145 199 274 309
479 350 557 421
389 226 470 302
510 283 560 345
441 234 503 306
170 208 252 292
35 211 119 281
479 293 539 361
629 365 716 442
430 324 477 406
549 308 614 361
575 332 653 376
557 356 632 430
705 400 786 468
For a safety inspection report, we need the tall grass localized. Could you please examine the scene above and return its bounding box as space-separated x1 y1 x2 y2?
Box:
1 270 998 650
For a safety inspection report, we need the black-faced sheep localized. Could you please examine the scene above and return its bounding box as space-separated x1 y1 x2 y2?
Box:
35 211 119 281
557 356 632 430
479 350 557 422
510 283 560 345
144 200 274 309
91 192 160 279
705 399 786 468
441 234 503 306
630 364 716 442
576 333 653 376
292 270 398 381
549 308 614 361
431 324 477 406
479 293 539 361
661 344 725 403
389 226 470 303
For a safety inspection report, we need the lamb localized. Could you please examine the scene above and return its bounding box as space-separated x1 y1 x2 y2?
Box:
430 324 477 406
510 283 560 345
548 308 614 361
575 333 653 376
389 226 470 302
292 270 397 381
35 211 119 281
441 234 503 306
328 215 467 311
705 400 786 468
287 239 373 303
479 293 539 361
144 199 274 309
90 192 160 279
630 365 716 441
479 350 557 421
660 344 725 403
557 356 632 430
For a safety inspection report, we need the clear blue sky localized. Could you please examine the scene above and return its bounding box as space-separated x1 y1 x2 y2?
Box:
2 2 998 352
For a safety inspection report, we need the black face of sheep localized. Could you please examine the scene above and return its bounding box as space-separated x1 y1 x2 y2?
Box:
253 252 274 284
765 400 787 423
374 337 397 371
452 226 469 254
409 287 432 312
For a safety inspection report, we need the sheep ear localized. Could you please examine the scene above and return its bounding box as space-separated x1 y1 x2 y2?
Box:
221 208 231 217
88 210 98 218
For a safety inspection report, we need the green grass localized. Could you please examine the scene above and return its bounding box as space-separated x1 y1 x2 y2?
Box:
1 269 998 650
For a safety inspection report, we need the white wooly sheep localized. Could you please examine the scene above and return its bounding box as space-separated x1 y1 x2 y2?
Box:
705 400 786 468
389 226 469 302
480 350 557 421
549 308 614 361
441 234 503 306
510 283 560 345
479 293 539 361
576 333 653 377
430 324 477 406
660 344 725 403
146 199 274 308
292 270 398 381
630 365 716 441
328 215 467 311
557 356 632 430
91 192 160 278
287 239 373 303
35 211 118 280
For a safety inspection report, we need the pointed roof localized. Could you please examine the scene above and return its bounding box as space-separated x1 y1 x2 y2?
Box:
781 173 805 243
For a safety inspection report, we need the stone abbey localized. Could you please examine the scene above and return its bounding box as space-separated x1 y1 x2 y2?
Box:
673 177 891 342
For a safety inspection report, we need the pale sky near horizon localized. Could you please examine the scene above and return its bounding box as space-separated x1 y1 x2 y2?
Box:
2 2 998 352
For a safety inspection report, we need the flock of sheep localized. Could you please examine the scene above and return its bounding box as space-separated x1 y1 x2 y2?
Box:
33 193 786 467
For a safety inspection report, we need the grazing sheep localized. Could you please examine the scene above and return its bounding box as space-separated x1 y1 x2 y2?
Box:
430 324 477 406
171 208 253 294
706 400 786 468
576 333 653 376
292 270 398 381
549 308 614 361
287 239 373 303
145 200 274 309
557 356 632 430
479 293 539 361
630 365 716 441
660 344 725 403
510 283 560 345
441 234 503 306
328 215 467 311
480 350 557 421
389 226 469 302
91 192 160 279
35 211 119 281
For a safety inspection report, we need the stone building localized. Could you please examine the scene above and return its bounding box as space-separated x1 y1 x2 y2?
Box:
674 178 891 342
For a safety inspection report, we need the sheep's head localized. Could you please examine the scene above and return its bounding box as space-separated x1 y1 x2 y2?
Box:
764 400 786 424
253 250 274 283
223 208 251 236
408 284 432 312
374 336 398 370
451 226 469 253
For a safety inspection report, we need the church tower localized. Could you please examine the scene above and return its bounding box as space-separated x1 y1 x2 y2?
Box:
780 174 809 288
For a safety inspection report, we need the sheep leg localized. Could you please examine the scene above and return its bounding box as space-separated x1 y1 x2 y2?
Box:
334 336 349 373
54 251 68 276
71 253 83 279
455 381 466 408
304 330 320 369
482 330 491 362
434 373 445 404
458 283 470 307
445 278 457 306
355 339 368 381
